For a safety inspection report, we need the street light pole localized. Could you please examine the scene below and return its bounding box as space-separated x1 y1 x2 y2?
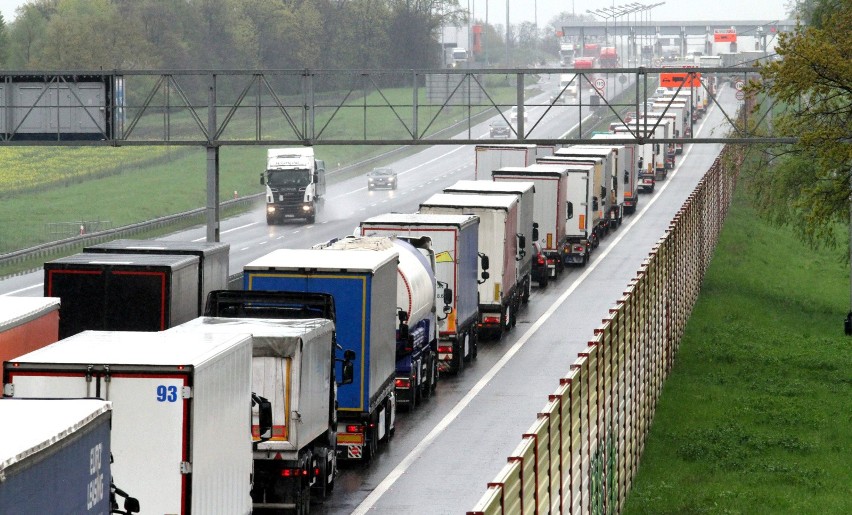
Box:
505 0 510 66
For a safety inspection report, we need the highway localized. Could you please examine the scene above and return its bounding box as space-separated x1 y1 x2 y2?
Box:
0 75 737 513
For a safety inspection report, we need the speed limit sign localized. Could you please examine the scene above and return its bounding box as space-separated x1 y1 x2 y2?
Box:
594 78 606 90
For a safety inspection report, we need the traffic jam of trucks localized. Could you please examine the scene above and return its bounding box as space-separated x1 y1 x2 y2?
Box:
0 65 698 512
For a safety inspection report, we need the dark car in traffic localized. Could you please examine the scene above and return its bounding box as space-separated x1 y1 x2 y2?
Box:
367 167 398 190
531 242 549 288
489 119 512 139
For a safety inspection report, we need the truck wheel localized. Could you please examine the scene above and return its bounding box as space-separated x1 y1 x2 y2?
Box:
407 368 418 411
454 338 466 372
364 426 378 464
421 353 434 399
471 329 479 360
307 214 316 224
430 351 439 391
522 277 531 303
298 484 311 515
503 306 512 333
539 275 548 288
266 215 276 225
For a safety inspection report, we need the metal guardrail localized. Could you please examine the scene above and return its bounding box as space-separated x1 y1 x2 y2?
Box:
0 195 261 276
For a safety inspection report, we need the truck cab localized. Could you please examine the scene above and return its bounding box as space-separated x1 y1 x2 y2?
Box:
262 147 326 224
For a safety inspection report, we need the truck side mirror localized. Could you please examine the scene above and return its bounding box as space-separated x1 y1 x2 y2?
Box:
593 197 599 211
339 349 356 385
567 202 574 219
341 361 354 385
123 497 141 514
532 223 539 241
443 287 453 306
397 309 410 340
479 253 490 270
252 393 273 443
478 253 490 284
259 173 266 186
518 234 526 249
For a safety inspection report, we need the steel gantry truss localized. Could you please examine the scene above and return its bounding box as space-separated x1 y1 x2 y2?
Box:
0 67 794 242
0 67 792 148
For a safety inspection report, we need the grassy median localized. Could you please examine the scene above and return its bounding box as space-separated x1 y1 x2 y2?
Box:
623 186 851 513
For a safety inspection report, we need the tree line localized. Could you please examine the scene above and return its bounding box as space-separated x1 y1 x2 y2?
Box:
0 0 476 70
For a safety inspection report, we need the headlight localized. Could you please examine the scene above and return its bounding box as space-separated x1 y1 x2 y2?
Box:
267 206 276 214
302 205 311 212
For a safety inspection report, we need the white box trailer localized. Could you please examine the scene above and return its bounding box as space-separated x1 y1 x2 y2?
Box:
539 154 607 244
3 330 254 515
420 193 521 338
652 100 689 149
636 115 677 170
443 180 536 303
167 316 337 512
557 146 626 228
492 165 568 279
591 133 639 213
474 144 537 179
610 123 666 184
359 213 481 375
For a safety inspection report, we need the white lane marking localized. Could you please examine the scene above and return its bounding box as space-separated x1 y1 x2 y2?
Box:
240 246 250 251
351 113 714 515
259 241 268 245
328 146 466 199
192 222 258 242
2 283 43 295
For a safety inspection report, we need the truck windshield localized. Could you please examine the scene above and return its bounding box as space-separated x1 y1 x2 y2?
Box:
267 169 311 188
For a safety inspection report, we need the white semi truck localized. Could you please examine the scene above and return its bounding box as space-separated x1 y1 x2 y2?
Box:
420 193 522 340
169 316 347 513
262 147 326 224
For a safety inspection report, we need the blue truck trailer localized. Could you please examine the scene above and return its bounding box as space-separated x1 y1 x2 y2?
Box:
315 236 438 411
0 399 123 514
243 247 398 462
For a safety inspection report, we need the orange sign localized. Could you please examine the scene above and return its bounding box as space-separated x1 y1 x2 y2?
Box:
714 32 737 42
660 72 702 88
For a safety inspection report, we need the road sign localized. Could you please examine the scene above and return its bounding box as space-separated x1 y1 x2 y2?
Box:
734 80 745 91
594 78 606 90
660 72 701 88
735 90 745 101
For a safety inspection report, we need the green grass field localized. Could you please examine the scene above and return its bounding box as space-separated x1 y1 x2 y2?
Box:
0 83 521 255
623 186 852 514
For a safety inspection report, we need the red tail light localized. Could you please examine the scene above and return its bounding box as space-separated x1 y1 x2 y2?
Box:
395 378 411 388
438 345 453 353
537 255 545 265
314 467 321 476
346 424 363 433
281 468 308 477
483 316 501 324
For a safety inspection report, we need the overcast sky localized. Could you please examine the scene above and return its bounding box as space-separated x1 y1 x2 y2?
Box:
1 0 792 26
468 0 790 26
